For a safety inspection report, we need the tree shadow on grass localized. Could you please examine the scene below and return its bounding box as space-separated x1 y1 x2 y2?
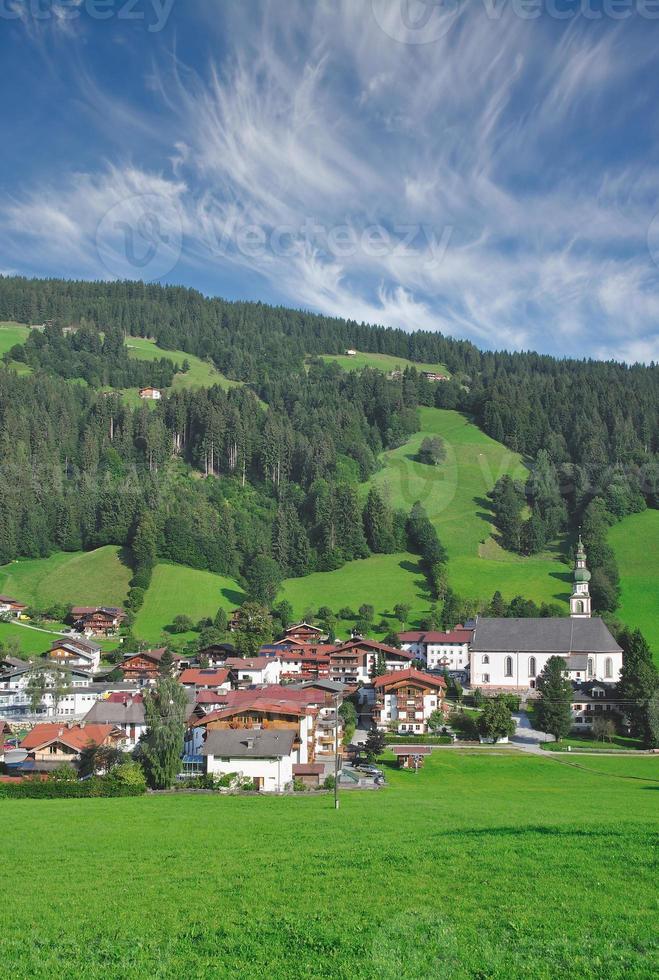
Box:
118 546 135 574
221 586 245 606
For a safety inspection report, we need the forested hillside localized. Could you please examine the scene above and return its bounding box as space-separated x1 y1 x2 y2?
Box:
0 275 656 627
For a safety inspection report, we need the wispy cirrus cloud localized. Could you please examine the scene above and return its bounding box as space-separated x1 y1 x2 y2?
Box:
1 1 659 361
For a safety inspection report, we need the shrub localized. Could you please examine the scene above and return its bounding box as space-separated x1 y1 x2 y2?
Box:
0 777 145 799
292 777 307 792
338 607 356 619
322 774 336 790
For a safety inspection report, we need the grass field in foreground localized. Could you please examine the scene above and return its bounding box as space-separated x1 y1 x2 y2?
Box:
1 753 656 978
0 547 132 611
609 509 659 662
134 563 246 643
282 410 568 629
316 350 449 376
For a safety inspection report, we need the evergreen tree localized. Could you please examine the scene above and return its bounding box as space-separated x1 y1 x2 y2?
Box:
535 656 573 741
364 725 386 763
617 628 659 746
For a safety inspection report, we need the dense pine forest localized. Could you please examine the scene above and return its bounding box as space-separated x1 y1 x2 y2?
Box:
0 275 657 618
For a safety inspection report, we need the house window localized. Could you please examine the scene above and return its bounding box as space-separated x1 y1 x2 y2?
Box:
482 674 490 684
528 657 536 677
482 655 489 665
504 657 513 678
605 658 613 679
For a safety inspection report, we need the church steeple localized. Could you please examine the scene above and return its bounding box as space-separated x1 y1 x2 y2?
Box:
570 532 591 618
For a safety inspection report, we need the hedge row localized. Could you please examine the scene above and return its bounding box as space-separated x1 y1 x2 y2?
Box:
0 779 145 799
384 735 452 745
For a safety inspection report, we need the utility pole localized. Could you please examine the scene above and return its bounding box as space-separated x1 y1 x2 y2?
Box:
334 692 340 810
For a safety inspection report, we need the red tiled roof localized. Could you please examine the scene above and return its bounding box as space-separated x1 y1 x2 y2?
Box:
373 667 446 690
179 668 231 686
195 689 231 704
20 723 122 752
390 745 432 755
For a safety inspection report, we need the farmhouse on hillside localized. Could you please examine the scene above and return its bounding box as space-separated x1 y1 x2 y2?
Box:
70 606 125 636
119 648 184 683
0 596 28 619
139 386 162 400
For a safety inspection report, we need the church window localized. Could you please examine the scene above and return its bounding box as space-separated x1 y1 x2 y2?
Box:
605 658 613 679
482 655 489 665
528 657 536 677
504 657 513 677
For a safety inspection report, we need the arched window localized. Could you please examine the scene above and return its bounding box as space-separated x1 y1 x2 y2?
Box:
504 656 513 677
605 657 613 679
574 600 583 614
528 657 536 677
587 658 593 677
482 655 489 665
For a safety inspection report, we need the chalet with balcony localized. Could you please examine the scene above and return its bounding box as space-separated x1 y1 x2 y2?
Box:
47 637 102 672
372 668 446 734
571 682 625 731
119 648 182 683
0 596 28 619
70 606 125 637
283 622 324 643
19 721 125 766
329 639 414 684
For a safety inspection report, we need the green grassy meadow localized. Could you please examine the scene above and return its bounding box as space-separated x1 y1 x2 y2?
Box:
281 409 569 629
0 621 65 658
609 510 659 661
0 546 132 610
0 321 32 375
125 336 244 397
316 350 449 376
0 753 656 978
134 563 246 643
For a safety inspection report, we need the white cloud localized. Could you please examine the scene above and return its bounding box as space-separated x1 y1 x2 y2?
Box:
2 0 658 361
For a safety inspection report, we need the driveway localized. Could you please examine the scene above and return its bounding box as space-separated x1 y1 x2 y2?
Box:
511 711 554 753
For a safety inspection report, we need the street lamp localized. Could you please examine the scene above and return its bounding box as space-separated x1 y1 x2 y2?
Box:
334 692 340 810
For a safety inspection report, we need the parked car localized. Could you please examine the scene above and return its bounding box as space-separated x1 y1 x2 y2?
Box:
355 764 383 777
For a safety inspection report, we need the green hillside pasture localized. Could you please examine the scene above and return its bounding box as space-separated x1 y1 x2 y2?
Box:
282 410 569 628
126 336 243 393
609 509 659 662
134 563 246 643
0 753 656 977
316 350 449 376
369 408 569 605
0 322 32 375
0 322 30 355
280 552 428 637
0 547 132 610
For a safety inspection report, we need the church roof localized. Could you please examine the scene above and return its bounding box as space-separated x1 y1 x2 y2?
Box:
470 617 622 654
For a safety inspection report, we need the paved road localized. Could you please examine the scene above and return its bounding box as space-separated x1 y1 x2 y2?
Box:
511 711 554 753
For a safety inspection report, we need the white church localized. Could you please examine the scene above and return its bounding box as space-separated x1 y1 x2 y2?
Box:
469 537 623 691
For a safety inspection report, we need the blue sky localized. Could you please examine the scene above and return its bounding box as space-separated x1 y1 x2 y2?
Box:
2 0 659 361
